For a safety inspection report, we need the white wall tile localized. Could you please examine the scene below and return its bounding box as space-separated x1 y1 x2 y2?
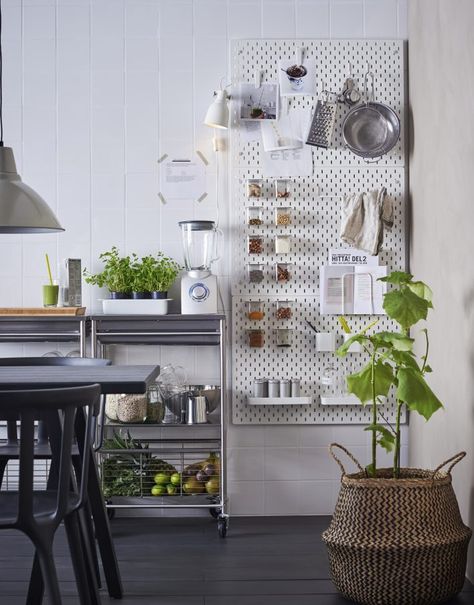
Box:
125 2 159 38
0 242 22 278
296 0 330 38
23 37 55 73
228 447 264 481
227 425 266 448
126 38 159 72
58 5 90 39
91 36 124 71
160 0 193 37
194 0 228 37
228 480 264 515
228 1 262 39
23 5 56 39
57 37 90 72
330 0 364 38
264 425 299 447
91 0 124 38
262 0 296 38
2 6 22 39
364 0 397 38
91 70 124 107
398 0 408 38
264 447 299 480
264 480 300 515
299 480 336 514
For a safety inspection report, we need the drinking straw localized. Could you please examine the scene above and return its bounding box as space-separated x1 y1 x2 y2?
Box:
45 254 53 286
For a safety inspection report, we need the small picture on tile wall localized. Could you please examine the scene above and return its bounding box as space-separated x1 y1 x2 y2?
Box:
239 83 279 121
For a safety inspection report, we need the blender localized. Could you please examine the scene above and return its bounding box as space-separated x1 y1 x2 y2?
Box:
179 220 222 314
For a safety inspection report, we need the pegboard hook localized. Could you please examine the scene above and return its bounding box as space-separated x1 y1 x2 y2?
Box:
296 46 304 66
254 69 263 89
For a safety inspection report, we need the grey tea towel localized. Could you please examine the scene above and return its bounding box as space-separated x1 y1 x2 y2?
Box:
340 188 393 255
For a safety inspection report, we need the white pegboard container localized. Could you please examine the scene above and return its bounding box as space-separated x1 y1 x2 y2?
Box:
230 40 408 425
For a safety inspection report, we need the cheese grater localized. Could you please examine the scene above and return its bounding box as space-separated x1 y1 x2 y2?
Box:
306 97 338 149
64 259 82 307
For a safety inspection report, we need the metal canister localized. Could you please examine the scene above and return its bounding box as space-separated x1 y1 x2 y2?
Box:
253 378 268 398
291 379 301 397
268 379 280 398
280 379 291 397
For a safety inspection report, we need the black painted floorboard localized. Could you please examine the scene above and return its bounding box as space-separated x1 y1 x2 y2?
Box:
0 516 472 604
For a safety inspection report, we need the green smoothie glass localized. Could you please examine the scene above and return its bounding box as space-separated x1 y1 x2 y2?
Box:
43 284 59 307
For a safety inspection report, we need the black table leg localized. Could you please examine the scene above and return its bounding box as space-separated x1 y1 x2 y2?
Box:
75 409 123 599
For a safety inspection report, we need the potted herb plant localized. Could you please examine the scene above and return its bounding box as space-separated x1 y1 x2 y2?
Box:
131 253 181 299
322 271 472 605
83 247 135 299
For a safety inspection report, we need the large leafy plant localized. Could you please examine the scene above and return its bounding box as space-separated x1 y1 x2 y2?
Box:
338 271 443 478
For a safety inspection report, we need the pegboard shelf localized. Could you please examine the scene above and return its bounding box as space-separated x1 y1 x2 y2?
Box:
248 397 312 406
320 395 362 406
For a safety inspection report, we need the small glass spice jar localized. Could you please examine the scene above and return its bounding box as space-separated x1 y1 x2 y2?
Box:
275 262 292 283
274 235 291 254
247 300 264 321
275 206 291 227
247 206 263 226
248 329 264 348
247 179 263 198
248 235 263 254
276 300 293 320
248 235 264 255
276 328 293 348
247 263 264 284
274 179 290 199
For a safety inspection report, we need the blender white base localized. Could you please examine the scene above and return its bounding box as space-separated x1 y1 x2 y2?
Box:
181 274 218 314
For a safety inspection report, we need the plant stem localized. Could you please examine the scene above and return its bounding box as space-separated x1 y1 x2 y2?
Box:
371 351 377 476
393 400 403 478
421 329 429 373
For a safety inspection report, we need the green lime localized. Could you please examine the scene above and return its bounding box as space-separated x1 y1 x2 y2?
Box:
154 472 170 485
170 472 181 486
151 484 166 496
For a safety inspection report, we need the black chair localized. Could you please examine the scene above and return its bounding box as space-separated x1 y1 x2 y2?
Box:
0 385 101 605
0 357 111 605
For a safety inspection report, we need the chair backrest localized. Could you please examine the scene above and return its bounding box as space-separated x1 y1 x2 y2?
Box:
0 385 100 526
0 357 111 367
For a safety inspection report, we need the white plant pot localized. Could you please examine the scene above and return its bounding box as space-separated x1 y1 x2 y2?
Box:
343 333 363 353
315 332 336 352
102 298 170 315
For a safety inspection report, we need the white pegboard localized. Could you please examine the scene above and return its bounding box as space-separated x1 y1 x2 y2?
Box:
230 40 408 424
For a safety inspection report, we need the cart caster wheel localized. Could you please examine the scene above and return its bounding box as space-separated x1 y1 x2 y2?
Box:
209 507 221 519
106 500 115 521
217 517 228 538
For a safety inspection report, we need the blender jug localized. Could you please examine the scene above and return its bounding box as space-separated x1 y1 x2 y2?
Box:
179 220 221 274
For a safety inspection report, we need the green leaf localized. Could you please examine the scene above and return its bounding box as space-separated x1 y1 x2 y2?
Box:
366 463 375 477
408 281 433 307
383 287 430 329
396 367 443 421
338 316 352 334
360 319 380 334
373 331 414 351
347 360 394 404
390 349 420 371
336 334 368 357
423 365 433 373
364 424 396 452
378 271 413 285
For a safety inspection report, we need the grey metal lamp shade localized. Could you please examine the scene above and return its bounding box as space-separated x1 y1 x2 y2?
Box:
0 147 64 233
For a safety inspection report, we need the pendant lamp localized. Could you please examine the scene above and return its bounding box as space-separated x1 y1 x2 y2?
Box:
0 1 63 233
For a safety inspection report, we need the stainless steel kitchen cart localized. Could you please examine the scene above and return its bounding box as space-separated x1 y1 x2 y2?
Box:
91 314 229 537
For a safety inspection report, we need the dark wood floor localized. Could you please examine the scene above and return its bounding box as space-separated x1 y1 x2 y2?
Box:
1 516 473 604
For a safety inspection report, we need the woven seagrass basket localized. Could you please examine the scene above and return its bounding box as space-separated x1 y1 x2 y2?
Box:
322 444 472 605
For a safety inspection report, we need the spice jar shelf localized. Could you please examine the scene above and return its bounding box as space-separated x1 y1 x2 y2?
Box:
248 396 312 405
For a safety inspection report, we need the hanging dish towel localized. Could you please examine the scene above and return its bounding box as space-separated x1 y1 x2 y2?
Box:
340 188 393 255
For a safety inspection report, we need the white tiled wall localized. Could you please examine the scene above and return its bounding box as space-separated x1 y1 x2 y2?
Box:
0 0 407 516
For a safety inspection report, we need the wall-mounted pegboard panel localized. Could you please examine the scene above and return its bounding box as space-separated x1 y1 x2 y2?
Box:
230 39 407 424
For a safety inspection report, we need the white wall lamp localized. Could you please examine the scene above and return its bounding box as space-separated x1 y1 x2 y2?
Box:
204 80 231 130
0 2 63 233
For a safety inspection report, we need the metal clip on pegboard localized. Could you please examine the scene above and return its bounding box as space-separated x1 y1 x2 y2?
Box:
230 39 408 425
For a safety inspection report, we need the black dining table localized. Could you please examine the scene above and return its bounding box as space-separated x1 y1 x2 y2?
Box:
0 364 160 600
